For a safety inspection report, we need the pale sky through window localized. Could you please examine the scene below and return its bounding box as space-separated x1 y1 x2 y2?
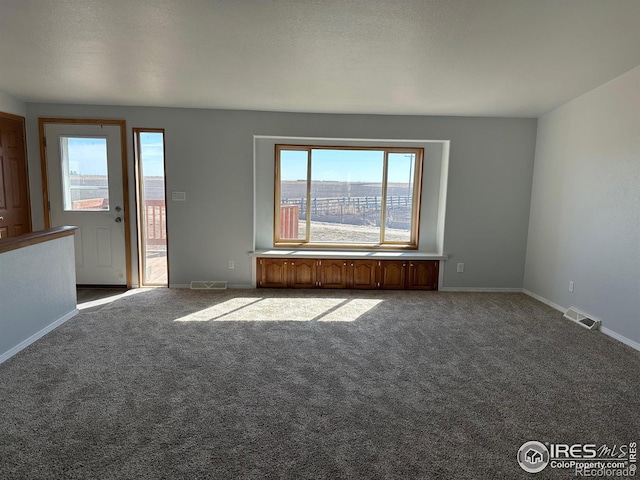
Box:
67 137 107 175
281 149 415 183
69 133 164 176
70 139 412 181
139 132 164 176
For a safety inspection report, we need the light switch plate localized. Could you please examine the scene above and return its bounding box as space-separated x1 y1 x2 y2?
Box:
172 191 186 201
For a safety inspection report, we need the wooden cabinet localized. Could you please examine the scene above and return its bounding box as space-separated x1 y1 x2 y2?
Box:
378 260 439 290
257 257 439 290
406 261 438 290
257 258 316 288
289 259 316 288
258 258 289 287
349 260 377 289
378 260 407 289
317 259 375 289
318 259 348 288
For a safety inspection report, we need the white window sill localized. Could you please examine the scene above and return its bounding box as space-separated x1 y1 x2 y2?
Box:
250 249 447 260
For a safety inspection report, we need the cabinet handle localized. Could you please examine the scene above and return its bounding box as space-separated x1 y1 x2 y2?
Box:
403 263 406 267
291 262 295 265
284 262 287 265
343 262 347 266
410 263 414 267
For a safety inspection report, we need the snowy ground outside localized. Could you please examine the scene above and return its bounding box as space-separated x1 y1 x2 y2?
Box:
293 221 410 243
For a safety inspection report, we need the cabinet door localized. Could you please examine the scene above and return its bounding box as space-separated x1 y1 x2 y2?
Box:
318 259 348 288
349 260 377 289
379 260 407 289
258 258 289 288
289 259 317 288
406 261 439 290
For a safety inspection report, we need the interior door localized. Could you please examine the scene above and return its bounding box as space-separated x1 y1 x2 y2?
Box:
45 123 127 285
0 113 30 238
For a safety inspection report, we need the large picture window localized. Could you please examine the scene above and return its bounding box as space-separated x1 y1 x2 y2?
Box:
275 145 423 248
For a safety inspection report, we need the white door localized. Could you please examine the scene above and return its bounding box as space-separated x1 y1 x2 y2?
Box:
45 123 127 285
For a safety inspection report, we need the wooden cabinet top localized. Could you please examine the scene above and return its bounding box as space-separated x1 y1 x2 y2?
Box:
0 226 77 255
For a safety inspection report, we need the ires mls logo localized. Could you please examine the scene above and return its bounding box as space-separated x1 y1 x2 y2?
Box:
548 443 598 458
518 441 550 473
518 441 637 475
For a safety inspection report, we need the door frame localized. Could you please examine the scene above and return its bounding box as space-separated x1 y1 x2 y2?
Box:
38 118 134 288
0 111 32 234
133 127 170 286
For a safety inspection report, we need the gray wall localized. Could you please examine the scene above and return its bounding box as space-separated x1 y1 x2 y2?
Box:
0 235 77 361
25 104 537 288
524 65 640 344
0 88 25 117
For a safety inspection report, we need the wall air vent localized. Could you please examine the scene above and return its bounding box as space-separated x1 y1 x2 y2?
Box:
564 307 601 330
190 281 227 290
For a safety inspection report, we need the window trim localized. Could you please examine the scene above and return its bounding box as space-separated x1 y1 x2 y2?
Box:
133 128 170 287
274 144 424 249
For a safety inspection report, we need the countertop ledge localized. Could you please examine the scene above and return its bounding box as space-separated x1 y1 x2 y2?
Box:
0 226 77 255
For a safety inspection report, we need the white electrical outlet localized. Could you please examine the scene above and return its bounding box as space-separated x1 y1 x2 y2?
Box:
229 260 235 270
457 263 464 273
569 281 574 292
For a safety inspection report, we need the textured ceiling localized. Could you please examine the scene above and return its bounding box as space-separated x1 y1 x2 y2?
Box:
0 0 639 117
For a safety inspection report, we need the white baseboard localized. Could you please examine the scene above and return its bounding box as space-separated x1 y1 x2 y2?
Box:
440 287 522 292
522 289 566 313
0 309 79 364
601 327 640 352
522 289 640 353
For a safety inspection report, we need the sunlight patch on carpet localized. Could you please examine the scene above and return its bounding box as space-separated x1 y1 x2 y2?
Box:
173 297 264 322
174 297 382 322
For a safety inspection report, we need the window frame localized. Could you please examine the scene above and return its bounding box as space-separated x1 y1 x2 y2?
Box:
274 144 424 249
60 135 111 212
133 128 169 287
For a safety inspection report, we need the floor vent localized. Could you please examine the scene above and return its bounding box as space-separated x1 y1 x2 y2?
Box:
190 281 228 290
564 307 601 330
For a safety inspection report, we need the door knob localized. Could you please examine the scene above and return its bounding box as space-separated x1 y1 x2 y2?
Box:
115 217 122 223
115 206 122 212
